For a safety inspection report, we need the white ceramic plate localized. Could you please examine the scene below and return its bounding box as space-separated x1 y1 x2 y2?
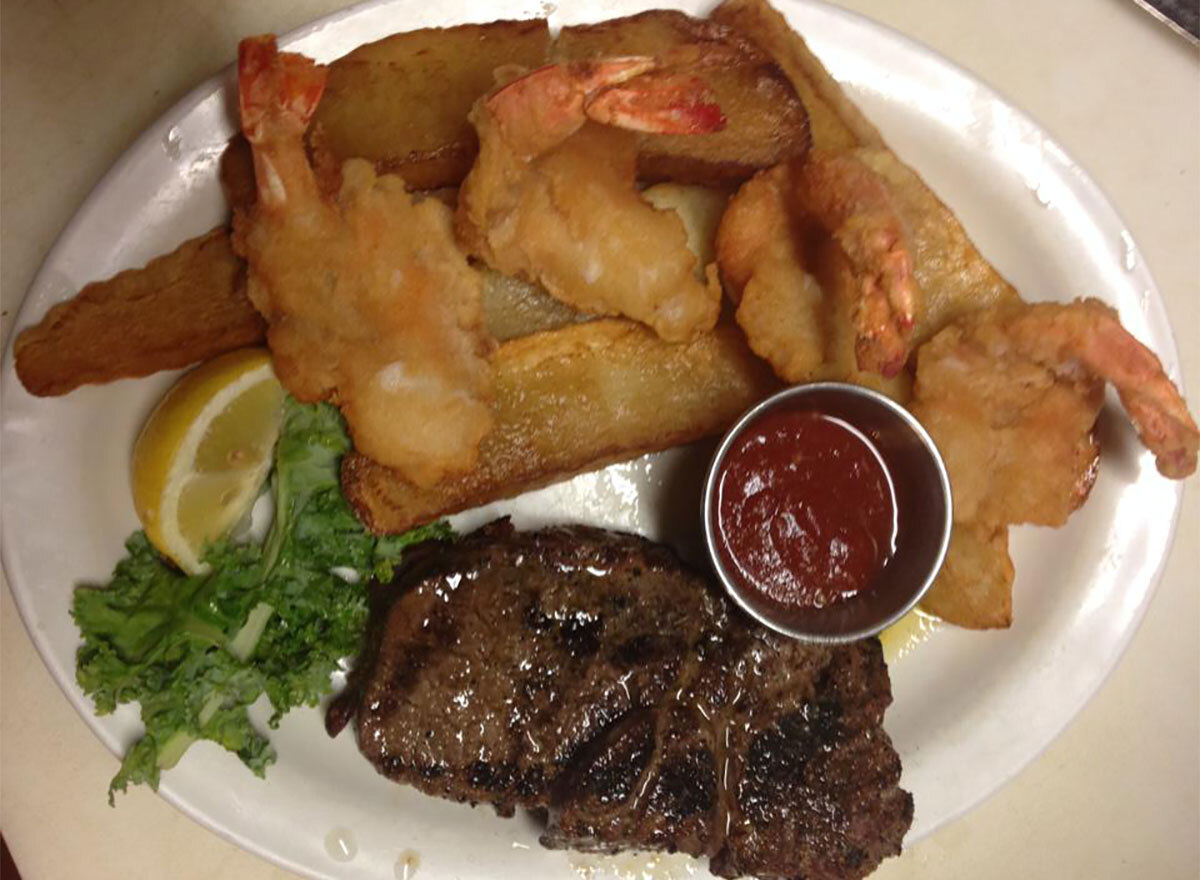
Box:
1 1 1184 878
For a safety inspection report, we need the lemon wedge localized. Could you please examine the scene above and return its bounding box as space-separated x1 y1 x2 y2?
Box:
132 348 285 574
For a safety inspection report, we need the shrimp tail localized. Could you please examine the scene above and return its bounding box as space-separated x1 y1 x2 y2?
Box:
584 72 726 135
1123 389 1199 478
1072 301 1199 478
237 36 328 210
237 35 327 144
486 58 724 160
792 151 918 377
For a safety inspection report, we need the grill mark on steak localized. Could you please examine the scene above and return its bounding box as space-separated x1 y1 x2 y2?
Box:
332 519 911 880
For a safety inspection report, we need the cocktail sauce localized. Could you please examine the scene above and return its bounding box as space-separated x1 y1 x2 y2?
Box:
712 408 897 610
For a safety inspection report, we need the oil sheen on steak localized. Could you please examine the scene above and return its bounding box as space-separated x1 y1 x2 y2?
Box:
332 520 912 880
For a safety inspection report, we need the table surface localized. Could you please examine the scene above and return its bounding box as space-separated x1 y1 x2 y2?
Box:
1 1 1197 878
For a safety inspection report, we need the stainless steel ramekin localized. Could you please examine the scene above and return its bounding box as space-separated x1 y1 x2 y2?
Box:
702 382 952 643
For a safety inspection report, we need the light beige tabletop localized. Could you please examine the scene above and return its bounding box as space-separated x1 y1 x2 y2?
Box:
1 1 1197 878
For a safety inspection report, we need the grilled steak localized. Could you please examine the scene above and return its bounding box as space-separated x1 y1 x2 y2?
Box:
331 520 911 880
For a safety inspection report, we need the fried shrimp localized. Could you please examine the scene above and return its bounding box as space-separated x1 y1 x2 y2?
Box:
717 145 1027 386
716 164 826 380
234 36 494 487
716 151 918 382
912 298 1198 628
792 150 919 376
456 58 726 343
715 159 911 397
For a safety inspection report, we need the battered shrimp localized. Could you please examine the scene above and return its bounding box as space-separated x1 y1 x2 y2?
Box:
716 150 919 382
715 160 911 398
718 146 1025 383
457 59 726 343
234 36 494 487
792 150 919 376
716 164 826 380
912 298 1198 628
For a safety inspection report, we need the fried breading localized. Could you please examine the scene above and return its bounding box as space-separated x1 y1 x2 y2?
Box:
711 0 1021 344
342 319 780 534
716 163 912 399
717 164 825 380
456 64 724 342
847 148 1021 345
910 313 1105 528
717 146 1020 393
12 227 263 397
235 37 495 487
920 522 1014 630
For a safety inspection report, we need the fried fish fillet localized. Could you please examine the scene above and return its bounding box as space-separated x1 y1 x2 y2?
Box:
12 228 263 397
343 318 780 534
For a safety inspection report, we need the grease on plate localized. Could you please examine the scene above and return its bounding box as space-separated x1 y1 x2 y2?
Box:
880 608 942 663
571 851 701 880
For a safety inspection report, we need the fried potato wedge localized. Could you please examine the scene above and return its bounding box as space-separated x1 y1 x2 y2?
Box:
479 267 589 341
310 19 550 191
343 319 779 533
556 10 810 184
919 522 1014 630
710 0 883 152
13 228 263 397
14 234 591 397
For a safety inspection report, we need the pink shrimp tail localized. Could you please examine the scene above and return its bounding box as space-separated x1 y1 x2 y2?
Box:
237 35 327 143
486 57 724 159
585 73 727 135
792 151 918 377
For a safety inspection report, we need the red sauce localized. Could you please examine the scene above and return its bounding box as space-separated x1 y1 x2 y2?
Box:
713 408 897 610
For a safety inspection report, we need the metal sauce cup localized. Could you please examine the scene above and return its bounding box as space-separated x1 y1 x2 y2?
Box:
703 382 952 643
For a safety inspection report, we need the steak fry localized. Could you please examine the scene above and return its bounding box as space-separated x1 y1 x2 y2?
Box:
342 319 780 534
310 19 551 192
12 228 262 397
222 10 810 210
336 521 911 880
710 0 884 151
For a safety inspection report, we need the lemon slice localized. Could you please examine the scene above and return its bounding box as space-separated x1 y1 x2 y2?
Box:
132 349 285 574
